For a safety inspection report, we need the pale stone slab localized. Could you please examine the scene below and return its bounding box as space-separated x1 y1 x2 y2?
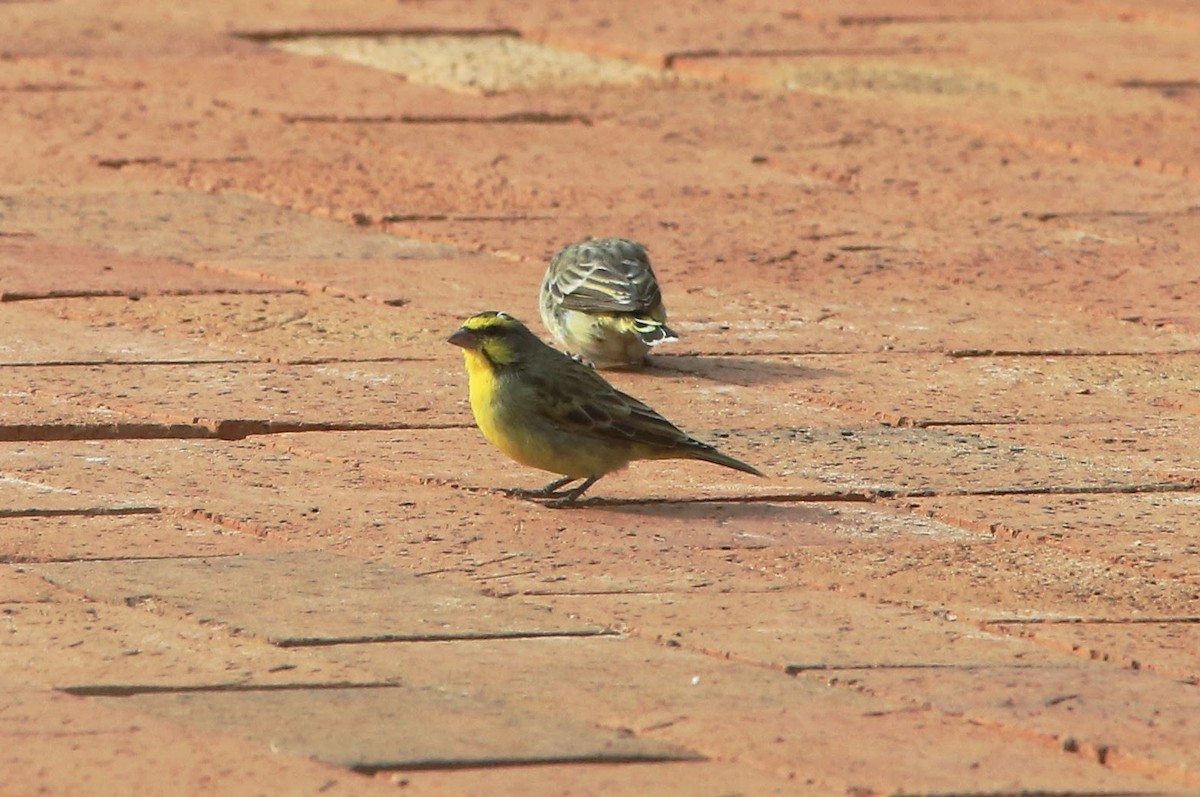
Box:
107 686 702 770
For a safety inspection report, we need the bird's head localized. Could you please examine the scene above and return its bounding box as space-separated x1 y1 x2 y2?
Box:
448 311 539 367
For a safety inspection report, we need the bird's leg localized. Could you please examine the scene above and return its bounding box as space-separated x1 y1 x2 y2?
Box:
506 475 580 498
544 475 601 508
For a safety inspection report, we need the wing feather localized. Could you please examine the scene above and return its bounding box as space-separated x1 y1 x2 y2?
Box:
548 239 664 314
530 359 703 454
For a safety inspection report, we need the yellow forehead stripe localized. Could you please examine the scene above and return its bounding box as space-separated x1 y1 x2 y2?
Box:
463 311 519 331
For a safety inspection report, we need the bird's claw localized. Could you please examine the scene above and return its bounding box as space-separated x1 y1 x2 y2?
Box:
502 487 572 499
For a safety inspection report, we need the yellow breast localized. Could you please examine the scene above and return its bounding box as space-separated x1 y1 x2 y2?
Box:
461 349 628 479
463 350 544 470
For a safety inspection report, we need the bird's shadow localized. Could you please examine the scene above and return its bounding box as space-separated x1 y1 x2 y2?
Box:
525 495 855 523
641 354 843 385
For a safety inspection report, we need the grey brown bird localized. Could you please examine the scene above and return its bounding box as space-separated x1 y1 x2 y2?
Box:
539 237 678 368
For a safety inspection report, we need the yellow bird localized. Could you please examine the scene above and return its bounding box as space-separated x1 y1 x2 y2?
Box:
448 311 763 506
539 237 677 368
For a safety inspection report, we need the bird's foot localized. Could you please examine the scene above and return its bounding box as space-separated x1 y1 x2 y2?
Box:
543 494 592 509
504 476 601 508
503 476 581 499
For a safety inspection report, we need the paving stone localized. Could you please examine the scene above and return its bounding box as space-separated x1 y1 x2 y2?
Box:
75 51 541 121
0 437 397 525
0 566 62 603
0 449 159 515
0 599 376 690
835 664 1200 786
6 360 463 432
693 35 1199 177
6 427 1167 606
199 253 530 313
694 352 1200 426
285 427 820 502
306 423 1185 501
904 493 1200 581
1 688 396 797
315 635 1170 795
0 237 278 300
26 292 444 360
0 192 447 263
0 514 274 563
735 540 1200 619
983 620 1200 684
0 301 246 365
2 86 255 170
21 263 1200 376
29 552 608 644
945 420 1200 482
386 760 812 797
0 368 141 428
537 589 1063 669
104 685 702 771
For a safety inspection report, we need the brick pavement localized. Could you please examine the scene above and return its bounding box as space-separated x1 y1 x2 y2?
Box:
2 1 1199 795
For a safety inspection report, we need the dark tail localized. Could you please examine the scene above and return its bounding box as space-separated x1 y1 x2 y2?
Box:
634 318 679 345
688 444 765 477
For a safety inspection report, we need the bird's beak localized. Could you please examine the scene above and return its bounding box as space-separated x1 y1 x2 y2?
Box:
447 328 479 349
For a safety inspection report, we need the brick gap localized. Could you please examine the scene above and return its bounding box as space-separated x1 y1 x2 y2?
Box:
948 348 1200 357
1024 206 1200 221
284 112 593 126
230 27 523 43
96 155 254 170
986 616 1200 625
7 553 244 565
931 480 1195 499
1 287 301 303
0 507 159 519
521 588 787 596
59 681 403 697
663 46 954 69
835 14 1009 26
1120 79 1200 91
272 628 618 648
352 752 707 776
0 422 213 442
0 420 463 443
378 213 556 223
1 358 261 367
786 662 1049 674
